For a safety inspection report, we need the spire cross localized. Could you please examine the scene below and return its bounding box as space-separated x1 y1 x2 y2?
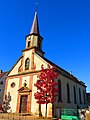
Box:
36 1 38 12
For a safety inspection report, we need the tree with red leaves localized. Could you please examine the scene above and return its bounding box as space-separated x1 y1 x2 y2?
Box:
34 64 58 117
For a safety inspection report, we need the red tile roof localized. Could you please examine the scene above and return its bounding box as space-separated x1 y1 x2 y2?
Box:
0 72 7 79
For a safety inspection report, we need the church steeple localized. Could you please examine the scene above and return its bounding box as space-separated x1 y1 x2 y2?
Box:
25 11 44 56
30 11 39 35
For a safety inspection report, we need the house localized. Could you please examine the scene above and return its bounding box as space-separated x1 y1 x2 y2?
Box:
87 93 90 106
0 70 8 110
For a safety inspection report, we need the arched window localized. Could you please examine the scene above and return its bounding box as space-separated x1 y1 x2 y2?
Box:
67 83 70 103
58 79 62 102
73 86 76 103
25 58 30 70
79 88 82 104
28 41 30 47
83 91 86 104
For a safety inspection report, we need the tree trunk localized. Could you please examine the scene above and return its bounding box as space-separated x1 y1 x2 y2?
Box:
60 108 61 119
45 103 47 117
39 104 42 117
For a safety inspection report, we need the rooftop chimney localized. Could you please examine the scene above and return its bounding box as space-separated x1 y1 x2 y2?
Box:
70 70 72 75
0 70 2 74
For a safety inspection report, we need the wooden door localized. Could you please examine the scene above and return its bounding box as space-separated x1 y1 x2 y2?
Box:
19 95 28 113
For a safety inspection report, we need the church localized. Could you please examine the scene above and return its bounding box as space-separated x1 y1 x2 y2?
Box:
3 10 87 117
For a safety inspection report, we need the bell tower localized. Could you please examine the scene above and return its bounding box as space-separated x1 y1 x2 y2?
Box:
25 11 44 56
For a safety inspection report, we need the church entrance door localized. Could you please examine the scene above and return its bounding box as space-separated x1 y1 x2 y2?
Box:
19 95 28 113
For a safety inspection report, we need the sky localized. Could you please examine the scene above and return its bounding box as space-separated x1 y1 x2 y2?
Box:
0 0 90 92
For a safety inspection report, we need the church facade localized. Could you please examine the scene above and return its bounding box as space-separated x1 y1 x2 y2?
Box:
4 11 87 117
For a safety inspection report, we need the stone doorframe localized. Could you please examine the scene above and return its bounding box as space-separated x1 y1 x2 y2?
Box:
16 87 32 113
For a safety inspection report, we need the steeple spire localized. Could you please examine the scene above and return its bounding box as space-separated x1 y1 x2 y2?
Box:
25 9 45 57
30 11 40 35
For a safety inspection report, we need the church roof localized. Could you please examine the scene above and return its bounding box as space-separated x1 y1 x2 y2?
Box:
35 53 86 87
30 11 40 35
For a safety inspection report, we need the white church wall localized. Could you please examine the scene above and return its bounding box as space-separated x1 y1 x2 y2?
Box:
76 84 87 108
34 54 49 71
31 75 40 115
6 78 19 113
22 76 30 88
54 74 86 110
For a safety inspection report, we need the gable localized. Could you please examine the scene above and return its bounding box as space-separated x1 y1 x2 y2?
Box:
8 51 50 77
8 56 22 76
18 86 31 93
